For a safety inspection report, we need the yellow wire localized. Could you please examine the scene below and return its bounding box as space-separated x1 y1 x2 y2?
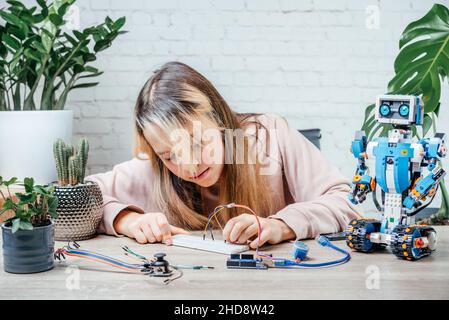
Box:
214 214 224 231
203 206 226 237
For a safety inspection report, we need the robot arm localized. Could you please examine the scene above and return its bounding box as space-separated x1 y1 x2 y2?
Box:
423 132 447 170
348 131 376 205
403 133 447 209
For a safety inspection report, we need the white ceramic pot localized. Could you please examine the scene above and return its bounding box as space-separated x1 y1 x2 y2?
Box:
0 110 73 184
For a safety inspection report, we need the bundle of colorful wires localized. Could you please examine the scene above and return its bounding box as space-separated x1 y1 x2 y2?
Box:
55 243 186 284
55 243 148 273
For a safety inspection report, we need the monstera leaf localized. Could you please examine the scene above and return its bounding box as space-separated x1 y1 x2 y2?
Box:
389 4 449 112
362 3 449 140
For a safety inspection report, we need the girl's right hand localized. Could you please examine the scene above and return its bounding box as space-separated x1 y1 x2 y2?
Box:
113 210 190 245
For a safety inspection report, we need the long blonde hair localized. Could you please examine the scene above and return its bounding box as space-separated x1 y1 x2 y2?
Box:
133 61 273 230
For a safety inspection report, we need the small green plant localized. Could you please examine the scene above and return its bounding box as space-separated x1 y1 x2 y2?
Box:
0 176 58 233
0 0 126 111
53 137 89 186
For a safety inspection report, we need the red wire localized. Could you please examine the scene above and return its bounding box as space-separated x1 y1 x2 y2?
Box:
206 203 270 258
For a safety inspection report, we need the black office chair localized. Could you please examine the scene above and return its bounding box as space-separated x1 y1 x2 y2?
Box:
298 129 321 150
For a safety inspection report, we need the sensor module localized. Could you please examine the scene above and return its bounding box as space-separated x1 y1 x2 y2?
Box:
226 254 268 270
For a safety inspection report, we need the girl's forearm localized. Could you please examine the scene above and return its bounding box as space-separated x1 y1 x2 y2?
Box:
272 218 296 241
113 209 140 237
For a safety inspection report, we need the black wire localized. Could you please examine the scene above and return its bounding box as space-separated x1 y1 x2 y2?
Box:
164 266 183 285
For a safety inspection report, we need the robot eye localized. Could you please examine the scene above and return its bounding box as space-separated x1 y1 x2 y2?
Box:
379 104 391 117
399 104 410 117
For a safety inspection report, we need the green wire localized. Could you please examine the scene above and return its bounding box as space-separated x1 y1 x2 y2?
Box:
122 246 148 261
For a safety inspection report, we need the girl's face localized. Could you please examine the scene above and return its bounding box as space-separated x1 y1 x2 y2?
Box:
144 117 225 188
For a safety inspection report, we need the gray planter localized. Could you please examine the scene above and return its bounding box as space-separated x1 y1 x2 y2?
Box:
2 222 55 274
53 181 103 241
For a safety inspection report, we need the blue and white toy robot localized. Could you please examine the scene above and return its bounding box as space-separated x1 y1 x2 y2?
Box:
346 94 447 261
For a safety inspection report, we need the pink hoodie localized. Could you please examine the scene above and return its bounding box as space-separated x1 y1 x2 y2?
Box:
87 114 361 239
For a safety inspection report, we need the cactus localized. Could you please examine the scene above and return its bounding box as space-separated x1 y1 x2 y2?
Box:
77 138 89 183
68 156 77 186
53 140 67 185
53 138 90 186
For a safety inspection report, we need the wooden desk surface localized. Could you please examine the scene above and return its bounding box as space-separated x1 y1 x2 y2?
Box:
1 227 448 300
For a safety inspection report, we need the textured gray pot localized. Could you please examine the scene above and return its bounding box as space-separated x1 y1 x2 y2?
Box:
53 181 103 241
2 222 55 274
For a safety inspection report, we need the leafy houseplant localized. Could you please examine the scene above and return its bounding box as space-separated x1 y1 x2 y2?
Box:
0 0 126 183
52 138 103 241
361 3 449 221
0 176 57 273
0 0 126 111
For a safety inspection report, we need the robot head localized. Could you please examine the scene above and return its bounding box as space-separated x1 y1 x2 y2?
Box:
375 95 424 126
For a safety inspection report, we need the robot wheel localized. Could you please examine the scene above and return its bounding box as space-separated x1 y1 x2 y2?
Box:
390 225 437 261
346 219 382 253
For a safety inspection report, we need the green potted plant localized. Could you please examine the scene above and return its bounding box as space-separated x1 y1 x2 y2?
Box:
360 3 449 223
0 0 126 184
0 176 58 274
52 137 103 241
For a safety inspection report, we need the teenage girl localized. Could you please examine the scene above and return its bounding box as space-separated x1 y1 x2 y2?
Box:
87 61 360 248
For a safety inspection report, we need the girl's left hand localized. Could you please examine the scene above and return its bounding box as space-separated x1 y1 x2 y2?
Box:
223 214 295 249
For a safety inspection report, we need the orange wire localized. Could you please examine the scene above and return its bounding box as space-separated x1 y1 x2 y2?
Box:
203 206 226 235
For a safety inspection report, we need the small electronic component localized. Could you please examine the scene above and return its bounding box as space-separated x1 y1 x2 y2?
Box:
144 253 173 277
226 254 268 270
291 240 309 261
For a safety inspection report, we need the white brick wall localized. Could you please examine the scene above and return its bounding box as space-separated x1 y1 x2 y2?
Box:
64 0 449 203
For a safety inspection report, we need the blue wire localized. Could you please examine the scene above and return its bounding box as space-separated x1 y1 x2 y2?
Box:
66 248 144 270
273 236 351 268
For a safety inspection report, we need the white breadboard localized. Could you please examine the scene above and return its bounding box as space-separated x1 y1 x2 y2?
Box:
171 235 249 255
